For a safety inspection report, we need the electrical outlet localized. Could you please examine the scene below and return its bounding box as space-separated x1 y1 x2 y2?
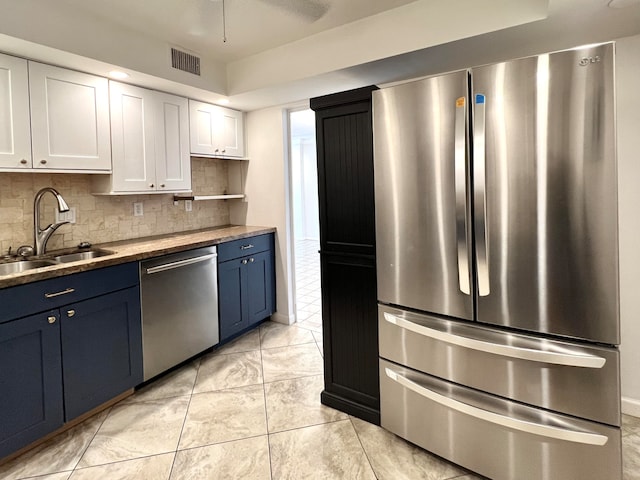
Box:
55 207 76 224
133 202 144 217
185 200 193 212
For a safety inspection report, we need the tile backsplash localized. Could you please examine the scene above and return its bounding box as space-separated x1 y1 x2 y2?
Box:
0 158 232 254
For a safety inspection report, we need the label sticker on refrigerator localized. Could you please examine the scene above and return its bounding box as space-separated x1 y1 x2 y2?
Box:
475 94 486 104
456 97 466 107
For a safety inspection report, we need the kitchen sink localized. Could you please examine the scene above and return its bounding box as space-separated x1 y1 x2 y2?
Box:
0 259 59 276
51 249 114 263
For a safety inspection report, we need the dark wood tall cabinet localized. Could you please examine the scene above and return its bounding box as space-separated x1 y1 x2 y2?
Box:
310 86 380 424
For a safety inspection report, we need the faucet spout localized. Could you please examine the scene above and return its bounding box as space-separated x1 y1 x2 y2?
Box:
34 187 71 256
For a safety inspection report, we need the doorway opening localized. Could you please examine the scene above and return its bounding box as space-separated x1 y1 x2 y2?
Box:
289 108 321 331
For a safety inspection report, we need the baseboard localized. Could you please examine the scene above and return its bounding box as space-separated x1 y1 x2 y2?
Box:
271 312 295 325
321 390 380 425
622 396 640 418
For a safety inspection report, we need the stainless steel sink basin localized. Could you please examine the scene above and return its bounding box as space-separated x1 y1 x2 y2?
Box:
0 259 59 276
51 249 114 263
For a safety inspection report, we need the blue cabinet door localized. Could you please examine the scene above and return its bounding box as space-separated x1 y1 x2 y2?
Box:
0 312 63 459
218 258 248 340
247 250 275 326
60 287 142 421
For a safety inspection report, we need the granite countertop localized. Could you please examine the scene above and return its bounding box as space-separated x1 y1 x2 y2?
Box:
0 225 276 289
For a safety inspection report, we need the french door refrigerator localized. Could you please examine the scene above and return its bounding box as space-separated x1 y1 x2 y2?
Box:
373 43 620 480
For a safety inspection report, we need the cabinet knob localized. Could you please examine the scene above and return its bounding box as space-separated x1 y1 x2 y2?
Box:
47 316 56 324
160 184 165 188
241 259 248 265
149 183 155 188
249 257 255 263
221 149 226 153
20 159 28 165
67 309 75 317
40 159 47 165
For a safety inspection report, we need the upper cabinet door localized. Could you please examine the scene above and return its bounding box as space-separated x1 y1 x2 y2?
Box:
154 92 191 191
219 108 245 158
189 100 245 158
29 62 111 171
109 81 156 192
0 53 31 169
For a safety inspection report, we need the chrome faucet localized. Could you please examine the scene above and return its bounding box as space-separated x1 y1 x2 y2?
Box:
34 187 70 256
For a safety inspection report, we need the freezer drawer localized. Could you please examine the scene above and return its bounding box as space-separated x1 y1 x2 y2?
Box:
379 304 620 426
380 358 621 480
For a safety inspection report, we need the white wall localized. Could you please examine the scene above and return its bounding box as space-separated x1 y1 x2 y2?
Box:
229 107 295 325
616 34 640 417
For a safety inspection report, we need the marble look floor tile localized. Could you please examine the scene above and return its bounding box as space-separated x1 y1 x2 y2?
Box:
623 414 640 437
259 321 315 349
0 410 109 480
297 316 323 334
70 453 174 480
624 433 640 480
121 361 199 404
78 396 190 468
212 329 260 355
269 420 375 479
193 350 263 393
316 341 324 356
350 417 468 480
179 385 267 449
170 436 270 480
24 472 72 480
261 343 323 383
264 375 347 433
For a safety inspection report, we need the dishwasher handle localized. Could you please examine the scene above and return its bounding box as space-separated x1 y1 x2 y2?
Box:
145 253 217 275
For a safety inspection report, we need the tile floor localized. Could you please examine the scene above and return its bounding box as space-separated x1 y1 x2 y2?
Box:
1 239 639 479
294 239 322 334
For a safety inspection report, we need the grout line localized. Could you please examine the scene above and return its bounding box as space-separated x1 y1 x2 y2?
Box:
259 328 275 480
70 405 114 474
167 359 201 479
348 416 379 479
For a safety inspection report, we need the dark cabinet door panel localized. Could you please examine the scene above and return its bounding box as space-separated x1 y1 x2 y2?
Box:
61 287 142 421
0 312 63 459
247 250 275 326
219 258 248 340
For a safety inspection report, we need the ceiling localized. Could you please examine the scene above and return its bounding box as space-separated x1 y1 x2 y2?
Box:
0 0 640 110
56 0 420 63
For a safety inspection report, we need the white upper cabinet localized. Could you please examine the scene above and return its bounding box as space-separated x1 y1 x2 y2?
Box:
0 53 31 170
96 81 190 194
189 100 245 158
29 62 111 172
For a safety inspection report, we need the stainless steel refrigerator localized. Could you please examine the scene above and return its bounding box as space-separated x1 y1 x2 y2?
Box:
373 43 620 480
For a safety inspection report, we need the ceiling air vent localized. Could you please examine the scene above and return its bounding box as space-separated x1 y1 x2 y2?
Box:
171 47 201 76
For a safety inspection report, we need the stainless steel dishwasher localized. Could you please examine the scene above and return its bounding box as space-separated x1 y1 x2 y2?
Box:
140 246 219 381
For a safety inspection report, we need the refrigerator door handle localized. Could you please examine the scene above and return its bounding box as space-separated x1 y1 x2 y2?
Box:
454 96 470 295
384 367 609 446
473 93 490 296
383 312 606 368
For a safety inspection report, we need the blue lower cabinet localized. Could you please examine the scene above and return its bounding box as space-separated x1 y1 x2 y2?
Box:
0 312 64 459
61 287 142 421
218 235 275 342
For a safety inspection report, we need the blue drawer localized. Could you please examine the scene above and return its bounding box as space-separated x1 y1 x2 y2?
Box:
217 234 273 263
0 262 139 324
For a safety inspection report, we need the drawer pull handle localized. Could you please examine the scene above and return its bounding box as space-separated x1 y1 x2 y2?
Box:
240 244 254 250
385 367 609 446
47 316 56 324
383 312 606 369
45 287 75 298
67 310 75 317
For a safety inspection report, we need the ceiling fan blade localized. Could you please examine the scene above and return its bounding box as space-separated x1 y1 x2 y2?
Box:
258 0 330 21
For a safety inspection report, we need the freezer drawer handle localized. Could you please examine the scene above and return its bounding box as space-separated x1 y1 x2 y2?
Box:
384 367 608 446
383 312 606 368
454 96 471 295
145 253 218 275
